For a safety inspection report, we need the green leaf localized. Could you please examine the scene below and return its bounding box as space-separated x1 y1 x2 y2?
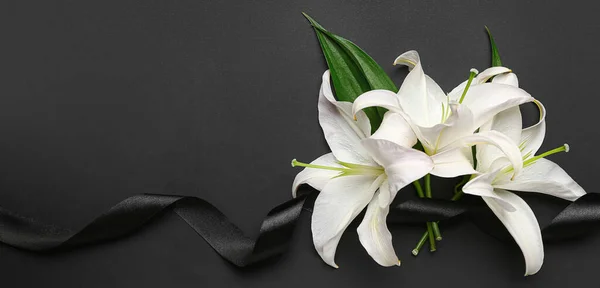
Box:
303 13 398 131
478 27 504 170
485 26 502 67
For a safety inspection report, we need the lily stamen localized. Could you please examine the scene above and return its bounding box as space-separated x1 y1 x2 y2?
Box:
500 144 570 177
337 160 384 171
523 144 569 167
291 159 348 172
458 68 479 104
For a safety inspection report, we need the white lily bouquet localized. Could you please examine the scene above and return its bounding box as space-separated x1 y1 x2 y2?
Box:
291 14 586 275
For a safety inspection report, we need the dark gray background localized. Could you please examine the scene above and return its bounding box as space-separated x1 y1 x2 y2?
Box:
0 0 598 287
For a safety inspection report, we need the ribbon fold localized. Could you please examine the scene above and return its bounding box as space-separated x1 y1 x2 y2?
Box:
0 186 598 267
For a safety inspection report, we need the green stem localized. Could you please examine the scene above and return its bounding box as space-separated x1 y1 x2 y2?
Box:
415 178 470 254
412 232 428 256
413 180 425 198
454 175 470 195
426 222 436 252
450 175 469 202
431 223 442 241
424 174 442 241
424 174 432 198
412 177 438 254
452 190 464 201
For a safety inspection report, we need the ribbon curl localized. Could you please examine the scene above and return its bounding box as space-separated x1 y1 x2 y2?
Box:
0 185 598 267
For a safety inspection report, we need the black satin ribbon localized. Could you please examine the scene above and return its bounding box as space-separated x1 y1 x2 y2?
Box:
0 186 598 267
0 189 318 267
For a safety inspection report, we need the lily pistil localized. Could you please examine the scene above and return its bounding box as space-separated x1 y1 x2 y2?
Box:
291 159 384 177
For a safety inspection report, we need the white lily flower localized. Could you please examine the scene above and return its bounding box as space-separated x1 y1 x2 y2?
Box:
462 73 586 276
352 50 533 179
292 70 434 268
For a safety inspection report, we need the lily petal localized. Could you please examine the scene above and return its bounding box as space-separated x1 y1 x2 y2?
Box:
357 190 401 267
321 70 372 137
520 100 547 159
393 50 419 69
371 111 417 148
445 130 524 177
491 72 519 87
353 89 403 116
361 138 433 194
430 147 478 178
377 179 394 208
479 106 522 144
292 153 341 197
417 103 475 153
482 189 544 276
477 106 522 172
447 66 513 101
394 51 446 104
495 158 586 201
410 122 445 154
394 50 444 127
460 83 534 130
312 174 384 268
319 80 375 165
477 67 513 84
462 171 516 211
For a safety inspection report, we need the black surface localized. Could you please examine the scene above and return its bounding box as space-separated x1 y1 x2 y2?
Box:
0 0 598 287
